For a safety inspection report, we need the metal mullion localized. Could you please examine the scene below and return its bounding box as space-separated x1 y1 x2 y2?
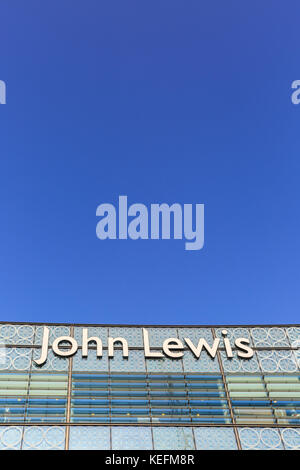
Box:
145 374 151 428
253 348 274 427
212 327 242 450
148 376 155 449
108 327 112 449
177 327 191 425
184 373 192 425
23 353 33 424
18 325 38 449
187 372 197 449
262 373 278 425
137 343 151 427
145 356 154 442
65 326 74 450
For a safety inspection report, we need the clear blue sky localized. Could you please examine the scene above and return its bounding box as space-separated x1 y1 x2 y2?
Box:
0 1 299 325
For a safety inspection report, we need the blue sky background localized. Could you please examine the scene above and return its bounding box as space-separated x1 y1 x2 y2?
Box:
0 1 299 325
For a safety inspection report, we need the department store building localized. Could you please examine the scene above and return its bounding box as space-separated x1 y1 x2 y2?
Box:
0 322 299 450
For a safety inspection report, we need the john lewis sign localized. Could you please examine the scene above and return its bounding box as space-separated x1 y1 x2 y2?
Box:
34 327 254 366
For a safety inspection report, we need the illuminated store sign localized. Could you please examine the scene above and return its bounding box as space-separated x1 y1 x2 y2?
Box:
34 327 254 366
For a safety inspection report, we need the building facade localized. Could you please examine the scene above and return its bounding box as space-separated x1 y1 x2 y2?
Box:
0 322 300 450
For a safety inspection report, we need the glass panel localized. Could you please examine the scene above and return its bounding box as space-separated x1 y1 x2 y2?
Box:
0 348 32 371
32 350 69 372
194 427 237 450
146 356 183 373
228 383 266 391
227 374 300 425
257 350 298 373
267 382 300 390
145 328 178 347
0 370 68 423
109 327 143 347
111 426 153 450
69 426 110 449
35 326 71 345
281 428 300 450
221 351 260 374
230 392 268 398
227 376 263 383
72 349 108 372
70 372 231 424
110 350 146 373
264 376 300 383
238 427 283 450
177 328 213 344
74 327 108 347
286 327 300 348
215 328 252 346
0 325 35 346
270 392 300 398
22 426 66 449
251 328 289 347
152 426 194 450
0 426 23 449
182 351 220 373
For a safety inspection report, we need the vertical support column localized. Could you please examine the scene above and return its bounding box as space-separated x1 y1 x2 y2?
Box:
212 327 242 450
108 327 112 450
21 327 36 449
176 327 196 450
144 341 155 451
65 326 74 450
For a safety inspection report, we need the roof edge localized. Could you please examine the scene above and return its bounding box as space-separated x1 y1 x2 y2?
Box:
0 320 299 328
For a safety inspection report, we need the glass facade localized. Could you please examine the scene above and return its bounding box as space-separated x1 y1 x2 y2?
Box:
0 323 299 450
